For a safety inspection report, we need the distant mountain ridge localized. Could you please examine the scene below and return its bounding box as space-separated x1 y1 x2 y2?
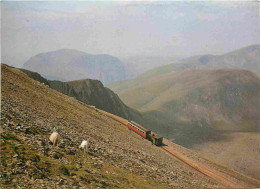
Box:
122 56 180 78
107 44 260 93
23 49 127 84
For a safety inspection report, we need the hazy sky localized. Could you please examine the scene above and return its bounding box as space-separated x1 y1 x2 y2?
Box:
1 1 259 67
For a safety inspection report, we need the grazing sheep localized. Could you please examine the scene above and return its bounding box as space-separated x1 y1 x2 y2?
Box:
49 132 59 146
79 140 89 152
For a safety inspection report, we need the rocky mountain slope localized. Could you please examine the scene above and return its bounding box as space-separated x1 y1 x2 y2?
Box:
17 66 144 124
48 79 144 122
65 79 143 121
108 44 260 93
1 64 225 188
23 49 127 84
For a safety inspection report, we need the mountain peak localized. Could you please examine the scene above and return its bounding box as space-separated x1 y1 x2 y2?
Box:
23 49 127 84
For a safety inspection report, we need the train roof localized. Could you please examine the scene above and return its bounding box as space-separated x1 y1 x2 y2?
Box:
128 121 150 132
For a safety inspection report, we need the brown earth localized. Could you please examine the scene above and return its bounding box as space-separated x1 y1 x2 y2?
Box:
1 64 222 188
193 132 260 180
163 139 260 188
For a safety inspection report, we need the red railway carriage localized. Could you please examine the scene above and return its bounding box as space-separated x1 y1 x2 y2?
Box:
127 121 151 138
127 121 163 146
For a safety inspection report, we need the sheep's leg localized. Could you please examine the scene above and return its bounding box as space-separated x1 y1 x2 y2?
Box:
53 138 57 146
86 145 89 152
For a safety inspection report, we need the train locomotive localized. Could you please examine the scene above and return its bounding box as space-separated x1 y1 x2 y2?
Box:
127 121 163 146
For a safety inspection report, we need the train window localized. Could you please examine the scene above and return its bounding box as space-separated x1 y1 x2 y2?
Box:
129 122 145 134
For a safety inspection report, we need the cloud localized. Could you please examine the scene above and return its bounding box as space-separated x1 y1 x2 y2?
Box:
196 13 217 21
2 1 259 67
211 1 258 8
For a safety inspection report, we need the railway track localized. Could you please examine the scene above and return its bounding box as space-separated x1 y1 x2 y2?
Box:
161 145 252 188
91 106 260 188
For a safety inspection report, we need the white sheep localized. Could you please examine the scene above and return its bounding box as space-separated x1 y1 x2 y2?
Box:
79 140 89 152
49 132 59 146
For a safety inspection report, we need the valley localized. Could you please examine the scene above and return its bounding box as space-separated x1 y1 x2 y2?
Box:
106 45 260 180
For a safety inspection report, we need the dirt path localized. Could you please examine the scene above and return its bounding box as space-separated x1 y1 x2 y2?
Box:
94 108 128 125
95 107 260 188
161 143 258 188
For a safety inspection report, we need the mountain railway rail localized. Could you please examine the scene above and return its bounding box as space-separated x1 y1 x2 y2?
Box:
89 105 260 188
160 144 257 188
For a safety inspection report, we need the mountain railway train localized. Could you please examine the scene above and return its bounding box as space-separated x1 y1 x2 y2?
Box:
88 105 164 146
127 121 163 146
127 121 150 138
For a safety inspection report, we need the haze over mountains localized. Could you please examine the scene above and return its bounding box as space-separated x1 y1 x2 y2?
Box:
23 49 127 84
22 49 182 83
122 56 181 78
108 44 260 92
22 45 259 86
